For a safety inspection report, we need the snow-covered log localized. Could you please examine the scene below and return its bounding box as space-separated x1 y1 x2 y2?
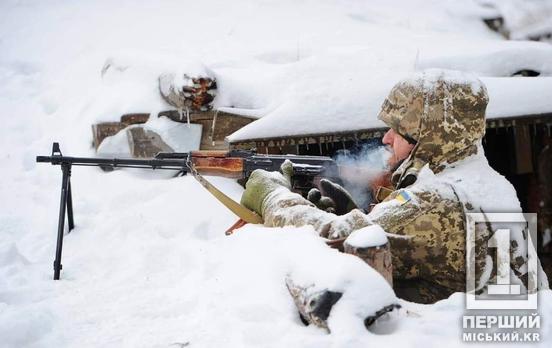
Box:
344 225 393 286
159 73 217 112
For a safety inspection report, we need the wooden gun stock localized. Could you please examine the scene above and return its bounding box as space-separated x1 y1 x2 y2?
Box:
191 156 244 179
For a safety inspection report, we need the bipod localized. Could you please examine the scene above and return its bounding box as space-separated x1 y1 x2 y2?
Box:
50 143 75 280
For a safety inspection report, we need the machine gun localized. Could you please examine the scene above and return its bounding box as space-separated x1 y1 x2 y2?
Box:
37 142 340 280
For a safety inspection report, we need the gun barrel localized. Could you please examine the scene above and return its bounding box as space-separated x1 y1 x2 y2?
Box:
35 154 190 170
36 156 53 163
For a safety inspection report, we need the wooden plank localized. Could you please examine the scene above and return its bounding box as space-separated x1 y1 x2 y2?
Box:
91 122 126 149
514 125 533 174
121 113 150 125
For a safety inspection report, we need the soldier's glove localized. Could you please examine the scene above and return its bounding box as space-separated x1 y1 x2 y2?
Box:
321 209 370 240
307 187 336 214
307 179 358 215
240 160 294 216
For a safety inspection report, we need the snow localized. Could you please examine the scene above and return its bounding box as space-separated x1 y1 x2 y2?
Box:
346 225 389 248
484 77 552 118
157 61 212 94
419 41 552 77
97 128 133 157
419 69 485 94
142 117 203 152
482 0 552 40
1 0 552 347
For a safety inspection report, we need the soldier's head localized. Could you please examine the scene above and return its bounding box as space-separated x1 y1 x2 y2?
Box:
377 69 488 187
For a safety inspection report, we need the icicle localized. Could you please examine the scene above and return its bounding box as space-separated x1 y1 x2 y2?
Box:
211 109 219 146
186 107 191 128
178 107 183 122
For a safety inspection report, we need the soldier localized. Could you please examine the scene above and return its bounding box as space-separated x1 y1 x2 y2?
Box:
240 69 548 319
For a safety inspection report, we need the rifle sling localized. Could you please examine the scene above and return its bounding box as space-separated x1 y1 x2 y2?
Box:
187 161 263 224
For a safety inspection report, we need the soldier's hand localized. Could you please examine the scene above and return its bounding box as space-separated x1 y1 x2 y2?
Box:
322 209 370 239
307 179 358 215
240 160 293 216
307 188 336 213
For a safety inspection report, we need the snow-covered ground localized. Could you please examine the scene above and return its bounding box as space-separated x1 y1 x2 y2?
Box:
1 0 552 347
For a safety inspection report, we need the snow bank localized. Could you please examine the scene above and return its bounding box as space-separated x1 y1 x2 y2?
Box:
484 77 552 118
419 41 552 77
483 0 552 40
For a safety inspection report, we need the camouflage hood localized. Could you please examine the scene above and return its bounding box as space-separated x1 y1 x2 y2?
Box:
378 69 488 188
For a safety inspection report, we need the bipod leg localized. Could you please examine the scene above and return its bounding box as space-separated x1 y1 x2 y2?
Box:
53 163 71 280
67 180 75 231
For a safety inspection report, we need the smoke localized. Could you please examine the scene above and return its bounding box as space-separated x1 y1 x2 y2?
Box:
334 143 392 210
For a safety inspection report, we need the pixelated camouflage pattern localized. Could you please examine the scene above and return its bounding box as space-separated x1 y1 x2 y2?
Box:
262 190 332 232
378 70 488 187
368 188 489 303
